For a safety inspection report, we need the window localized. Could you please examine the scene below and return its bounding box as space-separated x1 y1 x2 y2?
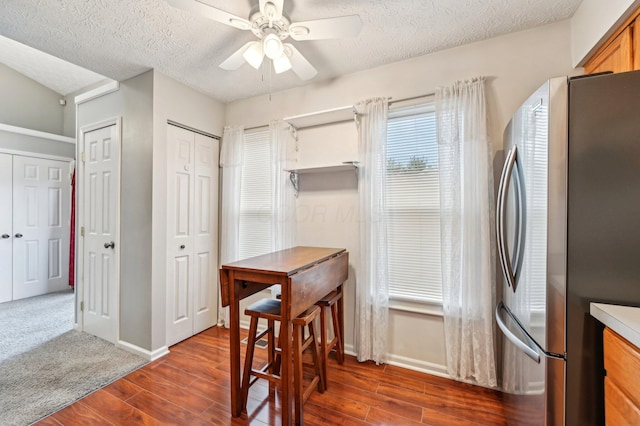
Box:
239 129 273 260
386 102 442 303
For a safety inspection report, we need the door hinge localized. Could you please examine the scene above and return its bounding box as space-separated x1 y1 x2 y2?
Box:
80 226 85 237
80 301 84 312
81 152 86 162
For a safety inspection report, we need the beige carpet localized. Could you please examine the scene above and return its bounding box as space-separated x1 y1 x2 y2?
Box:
0 291 147 425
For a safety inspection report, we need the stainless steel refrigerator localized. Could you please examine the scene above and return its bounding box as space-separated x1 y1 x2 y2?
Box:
495 70 640 425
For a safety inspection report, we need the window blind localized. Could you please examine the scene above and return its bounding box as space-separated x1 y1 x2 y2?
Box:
386 103 442 303
239 129 273 260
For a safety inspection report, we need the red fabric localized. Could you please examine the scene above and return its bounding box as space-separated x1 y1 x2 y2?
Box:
69 168 75 288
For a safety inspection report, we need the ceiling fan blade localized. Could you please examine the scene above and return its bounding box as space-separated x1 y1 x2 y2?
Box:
259 0 284 23
167 0 251 30
284 43 317 80
219 42 255 70
289 15 362 41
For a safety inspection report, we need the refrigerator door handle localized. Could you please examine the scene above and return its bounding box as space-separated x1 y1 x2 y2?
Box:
495 301 541 363
496 148 510 286
496 146 518 290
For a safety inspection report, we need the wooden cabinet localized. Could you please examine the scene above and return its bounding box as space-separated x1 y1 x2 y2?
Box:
584 26 633 74
584 8 640 74
603 327 640 425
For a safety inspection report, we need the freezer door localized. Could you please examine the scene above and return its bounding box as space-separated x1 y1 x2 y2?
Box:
497 301 565 426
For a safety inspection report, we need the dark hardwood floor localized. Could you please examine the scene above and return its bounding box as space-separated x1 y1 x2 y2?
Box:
36 326 506 425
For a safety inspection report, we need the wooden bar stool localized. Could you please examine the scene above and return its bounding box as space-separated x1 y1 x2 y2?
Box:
242 299 325 423
292 305 325 424
315 287 344 390
241 298 282 411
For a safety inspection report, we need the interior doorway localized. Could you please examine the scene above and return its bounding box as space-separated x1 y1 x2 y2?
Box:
77 118 121 343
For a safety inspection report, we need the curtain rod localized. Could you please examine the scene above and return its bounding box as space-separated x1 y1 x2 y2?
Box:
236 92 435 132
388 92 435 106
167 120 221 140
244 124 270 132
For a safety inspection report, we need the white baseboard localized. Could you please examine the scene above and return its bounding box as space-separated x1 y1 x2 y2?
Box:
344 343 450 379
116 340 170 361
386 353 449 379
240 329 450 380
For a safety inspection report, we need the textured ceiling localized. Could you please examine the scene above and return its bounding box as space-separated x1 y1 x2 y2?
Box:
0 0 583 102
0 35 107 96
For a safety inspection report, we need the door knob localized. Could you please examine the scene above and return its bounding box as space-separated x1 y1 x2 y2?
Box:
180 245 186 249
1 234 9 239
14 233 23 238
104 241 115 249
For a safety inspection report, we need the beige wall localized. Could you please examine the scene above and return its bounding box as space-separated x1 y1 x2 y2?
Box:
0 63 65 135
225 20 580 375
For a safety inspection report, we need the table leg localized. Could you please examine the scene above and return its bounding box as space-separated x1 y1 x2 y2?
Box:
338 284 345 354
280 319 293 425
229 276 242 417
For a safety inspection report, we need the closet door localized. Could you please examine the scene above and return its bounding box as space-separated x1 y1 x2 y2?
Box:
167 125 195 345
166 125 218 346
193 132 219 335
12 155 70 300
0 153 12 303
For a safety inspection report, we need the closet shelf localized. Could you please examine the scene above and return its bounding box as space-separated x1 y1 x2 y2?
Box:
284 162 358 175
283 106 356 130
285 162 358 195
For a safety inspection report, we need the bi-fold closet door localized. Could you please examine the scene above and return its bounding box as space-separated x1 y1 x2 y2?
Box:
166 125 219 346
0 152 70 303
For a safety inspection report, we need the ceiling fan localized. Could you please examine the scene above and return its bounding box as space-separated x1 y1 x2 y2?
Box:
167 0 362 80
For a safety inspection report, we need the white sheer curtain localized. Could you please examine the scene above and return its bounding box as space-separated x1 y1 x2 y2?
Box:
219 125 245 328
269 120 297 298
270 119 297 250
436 77 497 387
355 97 389 364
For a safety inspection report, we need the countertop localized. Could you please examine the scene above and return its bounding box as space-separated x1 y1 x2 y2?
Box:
590 303 640 348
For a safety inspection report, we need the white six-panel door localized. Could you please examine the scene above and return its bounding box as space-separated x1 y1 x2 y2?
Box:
82 124 119 343
193 132 219 334
0 153 12 303
166 125 218 346
12 155 70 300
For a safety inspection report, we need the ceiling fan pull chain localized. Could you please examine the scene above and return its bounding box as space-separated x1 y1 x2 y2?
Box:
269 62 273 102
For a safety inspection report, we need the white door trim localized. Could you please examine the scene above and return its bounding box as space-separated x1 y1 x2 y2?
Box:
76 117 121 337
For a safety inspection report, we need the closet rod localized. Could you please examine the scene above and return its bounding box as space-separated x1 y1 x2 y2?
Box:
167 120 221 140
389 92 435 106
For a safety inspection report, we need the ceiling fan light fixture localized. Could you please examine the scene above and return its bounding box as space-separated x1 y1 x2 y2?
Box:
273 53 292 74
263 33 283 59
242 41 264 69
